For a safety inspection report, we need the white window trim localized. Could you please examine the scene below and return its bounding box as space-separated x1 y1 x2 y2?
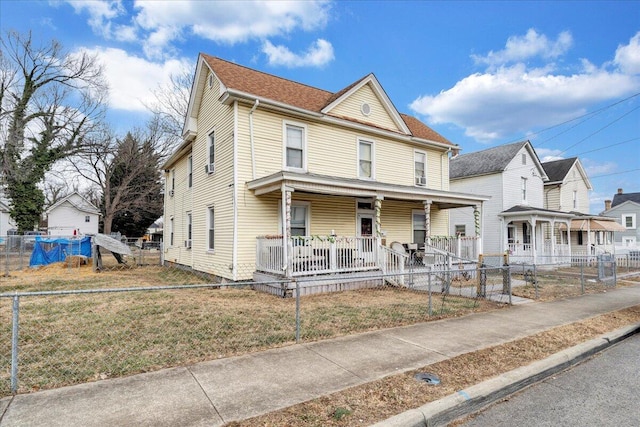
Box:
279 201 311 236
187 155 193 188
186 212 192 249
357 138 375 180
623 213 636 229
282 121 307 172
521 177 528 203
414 150 427 187
206 129 215 175
573 190 577 209
169 217 174 247
207 206 215 252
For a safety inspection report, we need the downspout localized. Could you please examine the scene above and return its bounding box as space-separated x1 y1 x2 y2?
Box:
232 101 239 280
249 99 260 180
441 147 451 191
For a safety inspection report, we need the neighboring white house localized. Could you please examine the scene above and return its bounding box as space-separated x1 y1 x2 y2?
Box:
601 188 640 250
0 199 16 236
449 141 574 264
46 192 100 236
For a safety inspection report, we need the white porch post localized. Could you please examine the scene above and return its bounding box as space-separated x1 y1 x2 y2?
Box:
531 216 538 265
566 219 572 261
375 196 383 267
424 200 432 247
586 219 592 254
550 219 556 264
474 204 481 258
281 184 292 278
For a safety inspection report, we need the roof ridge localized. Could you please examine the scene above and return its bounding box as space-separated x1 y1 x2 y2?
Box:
202 53 333 96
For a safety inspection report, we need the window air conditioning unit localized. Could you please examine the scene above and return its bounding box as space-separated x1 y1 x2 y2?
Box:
169 189 174 197
415 176 426 186
185 239 192 249
205 163 215 174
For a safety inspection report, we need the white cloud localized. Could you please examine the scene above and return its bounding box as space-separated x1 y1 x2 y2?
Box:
126 0 331 59
263 39 334 67
81 47 190 112
535 148 564 162
581 158 618 177
614 32 640 74
65 0 126 39
472 29 572 68
411 31 640 142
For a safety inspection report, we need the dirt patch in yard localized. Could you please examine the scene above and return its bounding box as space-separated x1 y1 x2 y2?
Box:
228 304 640 427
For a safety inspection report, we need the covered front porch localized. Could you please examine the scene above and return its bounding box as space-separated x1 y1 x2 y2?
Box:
500 206 574 265
249 171 487 283
562 215 626 256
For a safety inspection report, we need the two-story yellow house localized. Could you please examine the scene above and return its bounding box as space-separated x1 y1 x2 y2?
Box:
162 54 487 292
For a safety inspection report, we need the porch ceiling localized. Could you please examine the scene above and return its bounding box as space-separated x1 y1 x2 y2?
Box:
247 171 488 209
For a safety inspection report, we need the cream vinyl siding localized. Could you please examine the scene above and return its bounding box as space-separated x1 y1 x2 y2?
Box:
179 71 235 278
329 84 400 132
544 186 561 211
379 200 446 244
246 107 447 189
163 151 193 265
559 166 590 214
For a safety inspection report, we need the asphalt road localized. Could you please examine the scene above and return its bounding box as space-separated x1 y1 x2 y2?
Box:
460 333 640 427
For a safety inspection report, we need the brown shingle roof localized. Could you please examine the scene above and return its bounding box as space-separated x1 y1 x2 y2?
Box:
201 54 454 146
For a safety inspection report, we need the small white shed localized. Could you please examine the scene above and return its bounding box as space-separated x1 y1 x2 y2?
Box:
46 193 101 236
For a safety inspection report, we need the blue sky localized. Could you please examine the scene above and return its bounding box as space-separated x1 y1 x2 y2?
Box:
2 0 639 214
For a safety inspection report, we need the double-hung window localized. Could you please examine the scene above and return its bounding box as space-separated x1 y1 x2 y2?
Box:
414 151 426 186
187 155 193 188
358 140 374 179
521 178 527 203
285 123 305 170
208 208 215 250
412 211 426 244
290 205 308 236
623 214 636 229
207 131 215 174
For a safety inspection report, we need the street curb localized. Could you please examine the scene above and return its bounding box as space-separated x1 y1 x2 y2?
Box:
371 322 640 427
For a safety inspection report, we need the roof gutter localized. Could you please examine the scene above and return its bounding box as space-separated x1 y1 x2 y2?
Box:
222 90 456 152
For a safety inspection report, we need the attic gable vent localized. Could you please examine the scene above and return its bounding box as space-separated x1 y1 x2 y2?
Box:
361 102 371 116
208 74 214 88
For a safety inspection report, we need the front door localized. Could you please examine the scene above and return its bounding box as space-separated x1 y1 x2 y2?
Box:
357 214 375 264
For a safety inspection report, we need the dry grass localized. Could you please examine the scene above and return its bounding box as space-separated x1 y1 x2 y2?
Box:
0 263 500 396
230 304 640 427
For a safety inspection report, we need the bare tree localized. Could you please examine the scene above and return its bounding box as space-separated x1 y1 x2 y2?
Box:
146 67 193 158
0 30 108 232
72 125 163 235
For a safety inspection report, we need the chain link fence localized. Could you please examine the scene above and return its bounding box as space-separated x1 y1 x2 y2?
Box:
1 240 638 397
0 261 512 396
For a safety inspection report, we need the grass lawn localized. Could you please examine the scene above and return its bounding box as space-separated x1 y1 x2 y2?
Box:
0 263 500 396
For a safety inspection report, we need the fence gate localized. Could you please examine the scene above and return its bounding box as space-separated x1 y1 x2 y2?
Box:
597 254 616 282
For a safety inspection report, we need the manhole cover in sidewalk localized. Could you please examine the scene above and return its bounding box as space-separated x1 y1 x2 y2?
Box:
414 372 440 385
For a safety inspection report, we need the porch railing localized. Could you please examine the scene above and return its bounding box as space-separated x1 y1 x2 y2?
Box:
430 236 479 260
256 235 378 277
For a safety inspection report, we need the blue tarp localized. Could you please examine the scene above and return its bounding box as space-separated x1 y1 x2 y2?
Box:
29 236 92 267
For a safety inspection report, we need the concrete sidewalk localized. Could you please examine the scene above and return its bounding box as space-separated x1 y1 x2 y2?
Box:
1 285 639 427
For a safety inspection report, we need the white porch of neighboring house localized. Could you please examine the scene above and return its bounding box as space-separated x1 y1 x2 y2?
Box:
561 216 626 256
500 206 574 265
249 172 486 295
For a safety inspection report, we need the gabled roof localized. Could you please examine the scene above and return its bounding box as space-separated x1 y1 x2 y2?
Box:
450 141 546 180
186 54 452 147
46 192 101 216
612 191 640 208
541 157 593 190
